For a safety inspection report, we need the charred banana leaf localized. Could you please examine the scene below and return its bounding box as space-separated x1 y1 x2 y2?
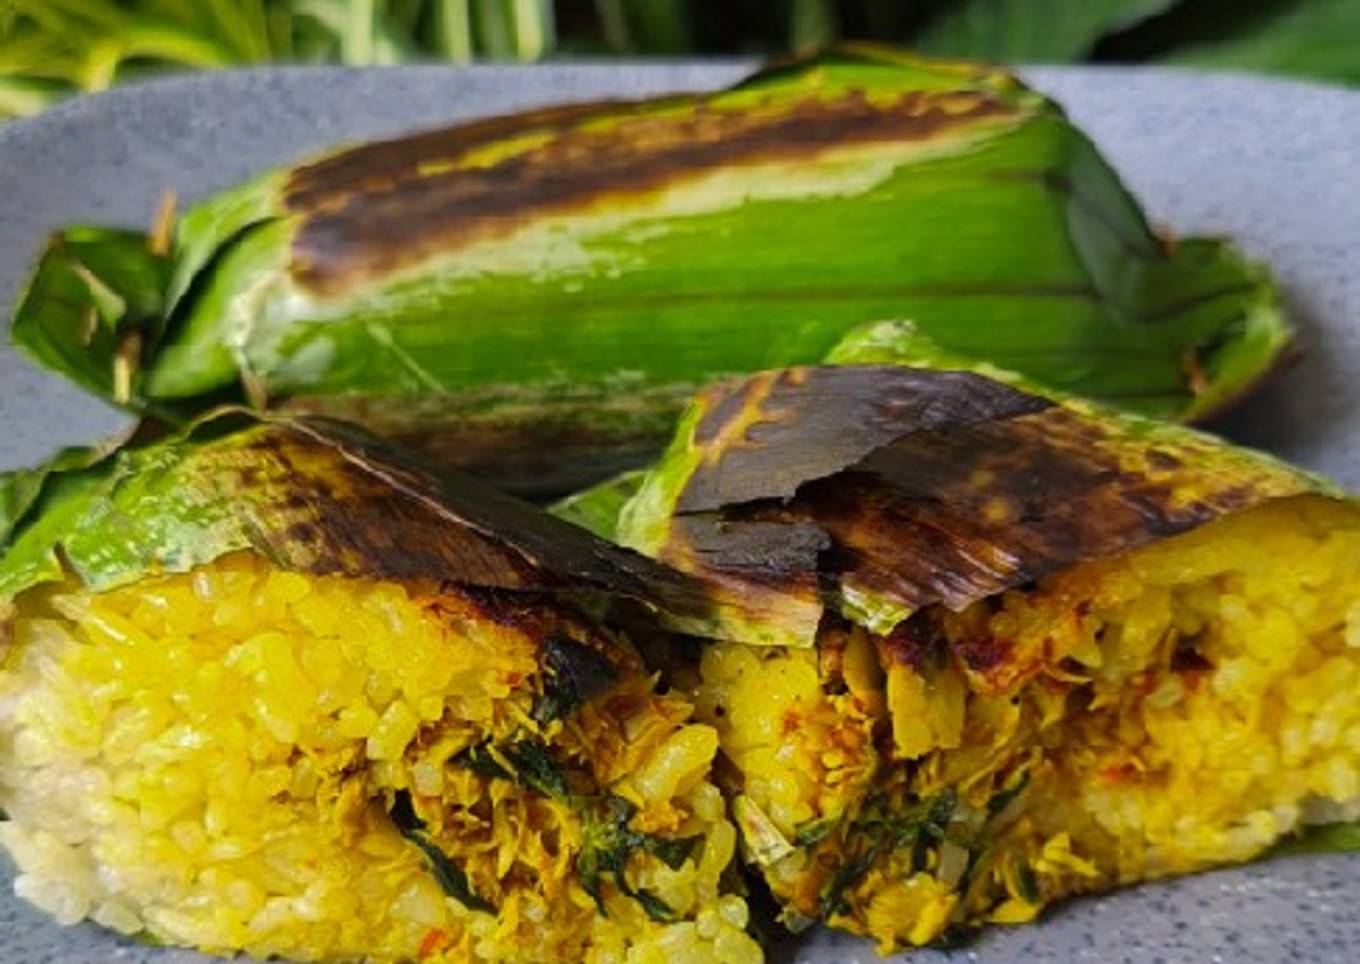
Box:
616 365 1330 646
11 46 1289 495
0 411 739 612
0 416 758 963
612 365 1360 952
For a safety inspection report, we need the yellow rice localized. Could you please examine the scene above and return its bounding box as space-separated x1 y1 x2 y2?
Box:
693 494 1360 953
0 552 760 964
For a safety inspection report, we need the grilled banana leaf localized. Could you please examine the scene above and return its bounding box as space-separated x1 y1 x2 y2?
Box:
0 411 722 626
11 46 1291 495
551 469 649 539
614 365 1334 647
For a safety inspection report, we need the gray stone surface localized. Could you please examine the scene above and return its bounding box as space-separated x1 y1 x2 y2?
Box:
1 62 1358 963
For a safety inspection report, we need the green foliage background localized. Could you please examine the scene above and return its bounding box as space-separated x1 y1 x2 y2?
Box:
0 0 1356 120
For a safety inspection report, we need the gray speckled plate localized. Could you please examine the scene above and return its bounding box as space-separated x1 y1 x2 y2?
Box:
1 63 1358 964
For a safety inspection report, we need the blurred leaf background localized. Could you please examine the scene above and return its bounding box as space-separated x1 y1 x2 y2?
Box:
1 0 1355 121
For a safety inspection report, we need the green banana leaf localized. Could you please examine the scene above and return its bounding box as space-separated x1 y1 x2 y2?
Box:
1272 819 1360 857
11 45 1291 495
0 411 734 644
551 467 649 539
9 227 171 405
611 365 1334 648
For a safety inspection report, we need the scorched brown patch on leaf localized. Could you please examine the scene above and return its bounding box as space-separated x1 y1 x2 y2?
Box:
285 99 643 210
648 367 1317 643
677 366 1050 512
287 92 1019 296
232 418 724 617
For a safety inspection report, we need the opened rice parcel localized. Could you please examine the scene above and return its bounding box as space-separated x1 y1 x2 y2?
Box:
0 414 760 964
611 365 1360 953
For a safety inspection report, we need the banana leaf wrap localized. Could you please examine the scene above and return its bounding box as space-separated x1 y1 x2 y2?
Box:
0 416 761 963
0 410 727 608
614 365 1331 647
606 365 1360 951
11 46 1290 495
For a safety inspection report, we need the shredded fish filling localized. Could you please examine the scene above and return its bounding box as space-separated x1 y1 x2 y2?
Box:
0 552 760 964
693 495 1360 953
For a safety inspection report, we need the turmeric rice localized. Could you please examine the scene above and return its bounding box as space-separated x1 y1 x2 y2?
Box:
0 552 760 964
692 495 1360 953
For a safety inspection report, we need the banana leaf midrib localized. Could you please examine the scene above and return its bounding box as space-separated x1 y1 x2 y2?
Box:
269 274 1265 349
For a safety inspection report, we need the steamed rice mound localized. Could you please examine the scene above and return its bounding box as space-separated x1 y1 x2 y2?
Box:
694 494 1360 953
0 552 760 964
